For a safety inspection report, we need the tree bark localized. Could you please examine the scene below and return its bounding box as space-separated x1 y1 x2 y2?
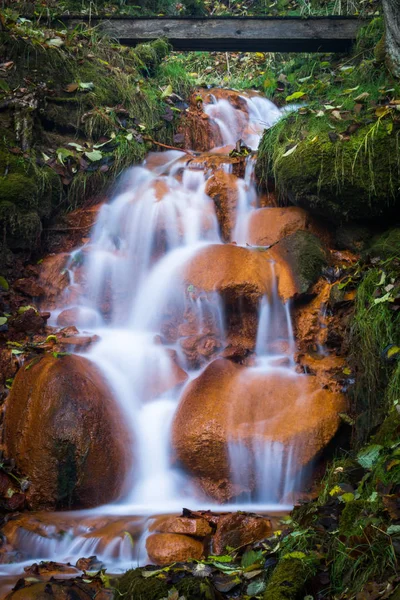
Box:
382 0 400 77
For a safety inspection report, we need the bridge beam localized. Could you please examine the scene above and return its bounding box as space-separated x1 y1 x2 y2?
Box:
65 16 366 53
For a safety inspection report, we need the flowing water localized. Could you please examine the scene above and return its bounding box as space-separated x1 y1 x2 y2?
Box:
1 91 312 582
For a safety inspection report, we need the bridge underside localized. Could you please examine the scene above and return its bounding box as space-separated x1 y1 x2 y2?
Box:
65 16 365 53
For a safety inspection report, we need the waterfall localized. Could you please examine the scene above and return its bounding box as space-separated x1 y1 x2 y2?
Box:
0 90 310 577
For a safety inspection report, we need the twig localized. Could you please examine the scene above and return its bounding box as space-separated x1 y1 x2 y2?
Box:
142 135 195 155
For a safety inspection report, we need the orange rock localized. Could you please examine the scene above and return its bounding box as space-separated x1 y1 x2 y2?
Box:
195 88 250 112
56 307 98 328
293 279 332 354
37 254 70 308
175 244 297 355
205 171 239 241
247 206 326 247
149 516 212 537
13 278 44 298
146 533 204 565
177 111 223 152
181 244 273 301
171 358 347 502
4 354 131 509
212 513 272 554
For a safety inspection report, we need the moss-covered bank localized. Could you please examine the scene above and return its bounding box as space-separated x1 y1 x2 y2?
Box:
256 18 400 223
0 10 192 271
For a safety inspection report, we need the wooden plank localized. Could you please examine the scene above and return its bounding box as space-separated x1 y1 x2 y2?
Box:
64 16 366 52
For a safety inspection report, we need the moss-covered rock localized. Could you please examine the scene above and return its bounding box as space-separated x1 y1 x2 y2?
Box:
276 230 327 295
369 228 400 260
0 173 38 209
257 124 400 223
0 201 42 250
117 568 215 600
335 224 372 253
372 410 400 446
339 500 366 536
263 558 308 600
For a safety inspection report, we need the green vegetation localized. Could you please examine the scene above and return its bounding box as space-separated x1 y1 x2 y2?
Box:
255 18 400 222
0 10 192 267
347 229 400 441
5 0 379 17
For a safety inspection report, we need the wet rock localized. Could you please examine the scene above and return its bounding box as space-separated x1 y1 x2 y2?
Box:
179 334 221 369
172 358 346 502
0 348 18 386
13 278 44 298
179 244 295 354
293 280 331 354
4 354 130 509
335 224 372 253
150 516 213 537
181 244 283 302
205 170 239 242
4 577 112 599
36 254 70 308
56 307 97 328
146 532 204 565
177 111 223 152
212 513 272 554
2 513 144 561
10 308 45 335
247 206 328 248
76 556 103 571
274 230 327 296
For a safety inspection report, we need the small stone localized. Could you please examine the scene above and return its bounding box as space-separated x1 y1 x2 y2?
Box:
150 516 212 537
146 533 204 565
212 513 272 555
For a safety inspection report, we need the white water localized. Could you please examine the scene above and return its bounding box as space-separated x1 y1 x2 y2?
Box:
1 91 310 578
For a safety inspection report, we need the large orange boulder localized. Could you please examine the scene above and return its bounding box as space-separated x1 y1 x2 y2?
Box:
247 206 327 247
177 244 296 355
4 354 130 510
181 244 278 302
171 358 346 502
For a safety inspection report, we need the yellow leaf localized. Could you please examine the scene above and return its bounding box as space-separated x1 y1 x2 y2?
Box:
375 106 390 118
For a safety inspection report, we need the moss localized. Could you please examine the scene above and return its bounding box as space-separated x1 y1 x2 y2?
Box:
369 228 400 260
350 266 400 441
56 441 78 509
175 577 215 598
372 410 400 446
132 39 170 75
277 230 327 295
339 500 366 536
0 201 42 250
263 558 308 600
0 154 38 210
117 568 170 600
116 569 216 600
335 224 372 253
257 123 400 223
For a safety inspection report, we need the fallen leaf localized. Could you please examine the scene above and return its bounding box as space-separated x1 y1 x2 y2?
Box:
354 92 370 102
65 83 79 93
282 143 298 157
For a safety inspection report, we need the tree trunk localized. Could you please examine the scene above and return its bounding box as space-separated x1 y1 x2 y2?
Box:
382 0 400 77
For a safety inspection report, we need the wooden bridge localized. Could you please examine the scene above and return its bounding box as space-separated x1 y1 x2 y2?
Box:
65 16 366 53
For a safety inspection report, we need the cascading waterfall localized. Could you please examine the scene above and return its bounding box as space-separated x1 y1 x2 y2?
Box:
0 91 312 577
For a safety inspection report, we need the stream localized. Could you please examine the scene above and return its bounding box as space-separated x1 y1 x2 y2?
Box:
0 89 329 589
